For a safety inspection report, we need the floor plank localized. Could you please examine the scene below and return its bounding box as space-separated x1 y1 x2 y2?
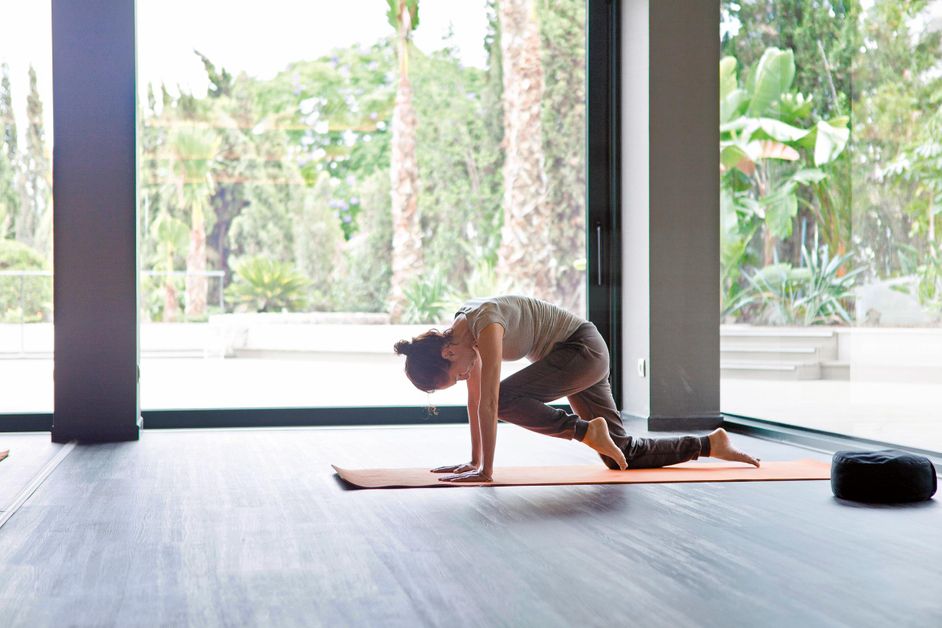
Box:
0 424 939 627
0 432 66 512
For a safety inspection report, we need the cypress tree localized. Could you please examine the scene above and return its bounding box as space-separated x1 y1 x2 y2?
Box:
0 64 19 239
18 66 51 256
1 64 16 161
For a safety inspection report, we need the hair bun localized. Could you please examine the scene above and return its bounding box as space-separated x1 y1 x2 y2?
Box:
393 339 412 356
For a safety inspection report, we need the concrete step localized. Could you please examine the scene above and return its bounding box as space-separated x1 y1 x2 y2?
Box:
720 326 838 360
721 361 821 380
821 361 849 381
142 350 213 359
720 325 836 338
720 345 821 363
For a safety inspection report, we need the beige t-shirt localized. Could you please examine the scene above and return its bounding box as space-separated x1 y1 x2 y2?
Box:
454 295 584 362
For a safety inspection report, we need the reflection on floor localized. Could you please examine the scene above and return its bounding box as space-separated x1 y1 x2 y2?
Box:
0 424 939 626
0 432 65 512
722 377 942 452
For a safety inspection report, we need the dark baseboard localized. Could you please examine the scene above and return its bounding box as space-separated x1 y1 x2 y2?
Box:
51 424 141 444
139 406 471 429
0 414 53 432
646 414 723 432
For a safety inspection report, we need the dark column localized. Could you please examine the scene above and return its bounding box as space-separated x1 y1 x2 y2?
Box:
52 0 140 442
621 0 722 431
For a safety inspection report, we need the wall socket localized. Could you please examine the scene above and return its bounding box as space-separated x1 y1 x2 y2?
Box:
637 358 646 378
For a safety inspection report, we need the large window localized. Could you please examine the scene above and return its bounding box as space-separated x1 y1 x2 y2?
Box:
0 1 53 414
720 0 942 452
136 0 588 411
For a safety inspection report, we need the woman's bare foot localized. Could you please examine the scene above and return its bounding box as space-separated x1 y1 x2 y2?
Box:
707 428 760 467
583 417 627 470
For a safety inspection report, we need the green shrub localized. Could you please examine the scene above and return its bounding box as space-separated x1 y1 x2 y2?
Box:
224 256 310 313
402 273 453 324
0 239 52 323
726 246 863 326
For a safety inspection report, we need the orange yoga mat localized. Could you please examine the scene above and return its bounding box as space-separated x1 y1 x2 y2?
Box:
332 459 831 489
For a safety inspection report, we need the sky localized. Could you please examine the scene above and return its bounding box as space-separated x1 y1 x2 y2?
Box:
136 0 489 96
0 0 489 145
6 0 942 150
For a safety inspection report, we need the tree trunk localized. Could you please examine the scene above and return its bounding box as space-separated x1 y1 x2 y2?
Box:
185 203 208 319
387 7 422 323
162 245 179 322
497 0 554 300
763 229 775 267
540 0 586 314
164 281 179 323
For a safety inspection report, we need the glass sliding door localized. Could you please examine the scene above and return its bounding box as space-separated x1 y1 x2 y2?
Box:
0 1 54 415
137 0 588 412
720 0 942 452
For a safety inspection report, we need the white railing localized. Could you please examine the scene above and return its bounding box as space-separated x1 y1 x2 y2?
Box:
141 270 227 321
0 270 226 355
0 270 52 355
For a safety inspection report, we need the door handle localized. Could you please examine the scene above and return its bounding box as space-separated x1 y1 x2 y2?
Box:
596 222 602 286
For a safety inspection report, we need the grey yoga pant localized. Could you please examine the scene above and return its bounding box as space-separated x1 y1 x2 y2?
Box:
496 321 710 469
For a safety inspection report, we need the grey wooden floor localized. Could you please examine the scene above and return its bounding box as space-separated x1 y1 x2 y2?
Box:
0 423 939 627
0 433 67 513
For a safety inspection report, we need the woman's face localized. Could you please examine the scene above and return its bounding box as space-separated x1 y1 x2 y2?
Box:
440 340 478 389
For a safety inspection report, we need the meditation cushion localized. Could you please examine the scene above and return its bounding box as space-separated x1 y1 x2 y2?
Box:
831 449 937 503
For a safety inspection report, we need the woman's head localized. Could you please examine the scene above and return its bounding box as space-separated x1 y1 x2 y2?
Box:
394 327 476 392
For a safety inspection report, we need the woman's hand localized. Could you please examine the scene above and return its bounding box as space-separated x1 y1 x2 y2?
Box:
438 469 493 483
430 462 478 474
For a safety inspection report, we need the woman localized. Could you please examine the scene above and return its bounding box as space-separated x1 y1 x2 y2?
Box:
394 295 760 483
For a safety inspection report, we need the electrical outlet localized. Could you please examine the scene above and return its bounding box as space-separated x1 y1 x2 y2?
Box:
637 358 646 378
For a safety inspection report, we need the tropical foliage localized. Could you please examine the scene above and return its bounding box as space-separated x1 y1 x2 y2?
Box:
6 1 942 328
137 0 586 323
721 0 942 326
725 244 864 326
720 45 850 317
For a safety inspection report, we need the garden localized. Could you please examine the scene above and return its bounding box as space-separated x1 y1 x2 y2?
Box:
2 0 942 333
721 0 942 329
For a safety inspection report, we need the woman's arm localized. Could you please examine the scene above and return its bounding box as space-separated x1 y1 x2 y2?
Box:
433 356 482 474
466 354 483 465
439 323 502 483
476 324 502 477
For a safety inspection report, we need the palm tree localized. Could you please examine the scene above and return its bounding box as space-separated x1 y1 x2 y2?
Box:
150 211 189 322
386 0 422 322
496 0 554 300
170 127 219 319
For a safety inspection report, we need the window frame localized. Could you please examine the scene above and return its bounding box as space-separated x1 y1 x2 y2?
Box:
3 0 621 433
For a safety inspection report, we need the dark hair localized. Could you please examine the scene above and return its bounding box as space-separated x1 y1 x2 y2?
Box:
393 328 455 393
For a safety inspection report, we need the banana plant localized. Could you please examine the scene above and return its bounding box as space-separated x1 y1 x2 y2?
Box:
720 48 850 261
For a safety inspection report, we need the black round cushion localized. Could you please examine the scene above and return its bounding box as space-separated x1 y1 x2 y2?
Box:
831 449 937 503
